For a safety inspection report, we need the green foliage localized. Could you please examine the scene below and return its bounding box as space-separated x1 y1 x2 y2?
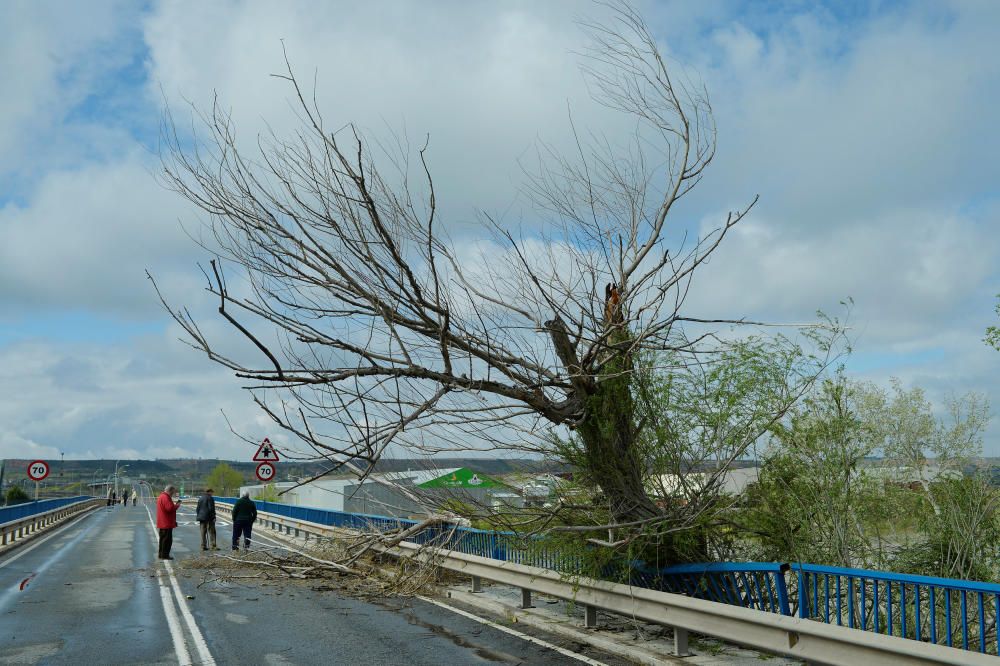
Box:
985 295 1000 350
256 483 282 503
892 474 1000 581
550 316 847 565
742 371 996 581
5 485 31 505
205 463 244 496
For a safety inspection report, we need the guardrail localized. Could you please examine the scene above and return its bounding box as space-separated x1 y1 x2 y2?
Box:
216 499 994 665
0 497 102 547
0 496 93 524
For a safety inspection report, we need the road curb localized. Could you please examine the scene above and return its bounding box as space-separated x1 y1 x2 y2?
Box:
442 586 689 666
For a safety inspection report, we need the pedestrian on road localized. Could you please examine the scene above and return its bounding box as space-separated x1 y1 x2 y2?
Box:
132 490 137 506
197 488 218 551
106 488 113 508
156 484 182 560
110 490 116 508
231 491 257 551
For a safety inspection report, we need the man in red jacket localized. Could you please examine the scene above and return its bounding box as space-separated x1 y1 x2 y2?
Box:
156 484 182 560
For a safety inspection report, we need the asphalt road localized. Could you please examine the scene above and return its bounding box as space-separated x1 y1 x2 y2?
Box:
0 501 618 665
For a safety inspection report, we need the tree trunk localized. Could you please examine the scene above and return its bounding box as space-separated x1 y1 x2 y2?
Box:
576 330 658 525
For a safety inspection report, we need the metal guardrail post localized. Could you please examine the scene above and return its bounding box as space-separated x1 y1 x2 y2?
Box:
584 605 598 628
470 575 483 593
672 626 689 656
520 588 533 609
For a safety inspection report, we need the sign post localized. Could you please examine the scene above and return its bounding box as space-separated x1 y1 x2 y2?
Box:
27 460 50 501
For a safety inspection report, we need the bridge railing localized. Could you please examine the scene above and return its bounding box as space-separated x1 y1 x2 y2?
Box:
640 561 793 616
215 498 1000 656
216 497 995 664
791 563 1000 656
0 496 92 525
0 496 101 547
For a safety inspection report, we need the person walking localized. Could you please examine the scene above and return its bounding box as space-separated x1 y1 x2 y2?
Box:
156 484 182 560
131 489 138 506
231 491 257 551
196 488 218 551
106 487 113 508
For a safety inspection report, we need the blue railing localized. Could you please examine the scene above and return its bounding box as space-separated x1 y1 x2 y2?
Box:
216 498 585 571
792 563 1000 655
218 498 1000 655
0 496 91 525
646 561 792 616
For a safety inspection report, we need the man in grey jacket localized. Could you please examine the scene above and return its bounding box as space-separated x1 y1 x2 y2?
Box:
196 488 218 551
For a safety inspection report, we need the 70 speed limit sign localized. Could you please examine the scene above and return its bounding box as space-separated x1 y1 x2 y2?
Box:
27 460 50 481
255 462 276 482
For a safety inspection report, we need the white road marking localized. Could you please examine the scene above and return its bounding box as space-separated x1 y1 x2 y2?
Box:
145 505 216 665
0 509 96 570
415 595 609 666
206 513 604 664
157 569 193 666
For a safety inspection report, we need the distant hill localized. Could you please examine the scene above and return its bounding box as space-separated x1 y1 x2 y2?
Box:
0 457 568 494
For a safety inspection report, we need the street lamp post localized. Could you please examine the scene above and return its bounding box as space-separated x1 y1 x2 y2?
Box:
112 462 129 500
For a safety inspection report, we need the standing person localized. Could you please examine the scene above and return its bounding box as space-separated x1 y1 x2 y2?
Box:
106 487 113 508
110 490 116 508
231 491 257 551
132 489 137 506
196 488 218 551
156 484 182 560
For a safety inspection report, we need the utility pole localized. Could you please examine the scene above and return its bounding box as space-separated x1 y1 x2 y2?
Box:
0 459 5 506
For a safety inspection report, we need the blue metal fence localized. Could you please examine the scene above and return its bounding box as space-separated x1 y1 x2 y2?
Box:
646 561 792 616
218 498 1000 655
792 563 1000 655
0 496 91 525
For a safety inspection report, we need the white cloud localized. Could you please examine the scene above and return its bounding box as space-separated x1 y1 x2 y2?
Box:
0 337 270 460
0 154 204 315
2 0 1000 457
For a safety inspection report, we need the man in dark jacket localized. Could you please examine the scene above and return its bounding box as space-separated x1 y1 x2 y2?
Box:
196 488 218 551
231 491 257 551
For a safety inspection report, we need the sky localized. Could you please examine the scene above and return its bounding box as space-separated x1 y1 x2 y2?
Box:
1 0 999 462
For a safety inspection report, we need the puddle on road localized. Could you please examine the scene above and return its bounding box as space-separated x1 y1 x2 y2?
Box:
391 603 522 663
225 612 250 624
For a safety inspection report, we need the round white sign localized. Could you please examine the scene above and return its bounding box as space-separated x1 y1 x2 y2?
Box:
27 460 50 481
255 462 275 482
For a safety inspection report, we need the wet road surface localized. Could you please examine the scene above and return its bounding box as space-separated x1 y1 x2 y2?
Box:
0 501 614 665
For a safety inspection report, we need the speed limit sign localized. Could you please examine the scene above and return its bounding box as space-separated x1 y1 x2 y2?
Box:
27 460 50 481
255 462 275 482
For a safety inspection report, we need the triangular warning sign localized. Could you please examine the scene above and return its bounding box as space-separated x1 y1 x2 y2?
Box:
252 437 281 462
